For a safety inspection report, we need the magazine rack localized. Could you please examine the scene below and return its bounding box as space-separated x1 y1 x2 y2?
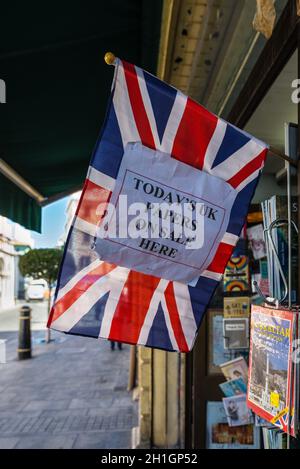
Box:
254 216 299 447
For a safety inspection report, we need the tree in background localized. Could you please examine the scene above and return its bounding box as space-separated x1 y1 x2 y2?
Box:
19 248 62 343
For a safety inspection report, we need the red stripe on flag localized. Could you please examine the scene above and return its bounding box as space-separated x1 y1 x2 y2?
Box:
122 60 156 149
164 283 189 352
206 242 234 274
227 148 267 188
171 98 218 169
76 179 111 227
108 270 160 344
48 262 116 325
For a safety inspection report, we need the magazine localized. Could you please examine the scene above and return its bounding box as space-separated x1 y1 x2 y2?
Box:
220 356 248 383
247 224 266 260
206 401 260 449
247 304 296 436
223 318 249 350
223 394 253 427
219 377 247 397
224 297 250 318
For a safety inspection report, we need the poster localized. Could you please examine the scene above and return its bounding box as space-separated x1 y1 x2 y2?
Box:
247 305 296 436
224 256 249 292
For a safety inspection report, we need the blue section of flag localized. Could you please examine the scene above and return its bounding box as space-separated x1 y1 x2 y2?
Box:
91 104 124 178
69 292 109 338
146 302 173 350
58 229 95 291
212 124 250 169
190 276 219 323
227 178 258 236
144 70 177 143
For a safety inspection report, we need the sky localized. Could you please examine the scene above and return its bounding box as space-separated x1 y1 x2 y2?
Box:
30 196 70 248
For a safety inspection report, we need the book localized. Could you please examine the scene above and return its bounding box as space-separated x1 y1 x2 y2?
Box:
247 224 266 260
206 401 260 449
247 304 296 436
223 394 253 427
224 256 249 292
223 318 249 350
224 297 250 318
262 427 287 449
219 377 247 397
219 356 248 383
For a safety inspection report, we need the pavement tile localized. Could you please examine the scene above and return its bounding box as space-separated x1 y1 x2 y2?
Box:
14 435 76 449
0 437 19 449
69 398 113 410
72 430 131 449
0 321 137 449
23 400 70 411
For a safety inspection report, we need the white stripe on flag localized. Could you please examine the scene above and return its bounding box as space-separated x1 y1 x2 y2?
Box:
201 270 222 281
235 168 262 192
52 266 129 333
137 279 169 345
221 232 239 246
73 216 98 237
51 275 112 331
135 66 160 150
173 282 197 350
98 267 130 338
203 119 227 173
160 296 179 351
210 139 265 181
87 166 115 192
113 62 140 148
160 91 187 155
56 259 103 302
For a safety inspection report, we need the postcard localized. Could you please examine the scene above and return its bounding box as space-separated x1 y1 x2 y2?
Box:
219 377 247 397
223 394 253 427
219 356 248 383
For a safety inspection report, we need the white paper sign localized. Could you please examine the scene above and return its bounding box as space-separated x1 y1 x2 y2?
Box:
95 143 237 284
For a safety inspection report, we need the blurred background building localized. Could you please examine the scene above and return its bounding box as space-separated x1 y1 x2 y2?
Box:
0 216 34 309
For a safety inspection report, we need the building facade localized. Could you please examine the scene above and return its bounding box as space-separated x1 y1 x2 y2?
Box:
0 215 34 310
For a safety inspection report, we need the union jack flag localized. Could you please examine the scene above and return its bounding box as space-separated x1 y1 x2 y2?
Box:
47 59 268 352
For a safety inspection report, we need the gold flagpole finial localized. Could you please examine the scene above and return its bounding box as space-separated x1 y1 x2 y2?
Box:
104 52 116 65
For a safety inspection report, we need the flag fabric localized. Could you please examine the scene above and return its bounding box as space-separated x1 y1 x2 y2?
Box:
47 59 268 352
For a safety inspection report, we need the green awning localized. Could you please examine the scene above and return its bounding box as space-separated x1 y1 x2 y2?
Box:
0 0 163 232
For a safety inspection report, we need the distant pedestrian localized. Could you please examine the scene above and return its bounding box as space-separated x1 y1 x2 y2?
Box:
110 341 122 351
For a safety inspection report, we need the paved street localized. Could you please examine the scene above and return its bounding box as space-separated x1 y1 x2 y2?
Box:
0 302 137 448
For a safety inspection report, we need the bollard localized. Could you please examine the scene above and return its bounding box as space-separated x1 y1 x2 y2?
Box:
18 305 32 360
